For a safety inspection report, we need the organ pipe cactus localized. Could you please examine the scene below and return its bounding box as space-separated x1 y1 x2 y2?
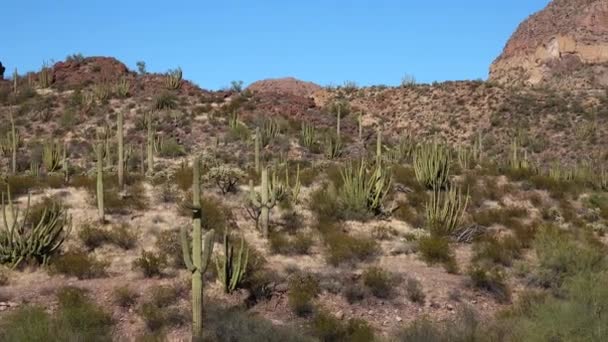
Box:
336 103 341 137
42 140 63 173
376 126 382 164
215 229 249 294
413 140 451 190
12 68 18 93
166 67 183 90
63 143 69 182
425 186 468 237
300 122 316 150
249 168 277 238
0 187 72 269
180 156 215 340
96 143 105 223
340 159 392 216
261 119 279 147
117 111 124 188
324 133 342 160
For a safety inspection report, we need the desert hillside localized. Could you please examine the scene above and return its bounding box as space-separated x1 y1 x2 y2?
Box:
0 1 607 341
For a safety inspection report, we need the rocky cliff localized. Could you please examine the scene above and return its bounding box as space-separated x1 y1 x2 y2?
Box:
490 0 608 89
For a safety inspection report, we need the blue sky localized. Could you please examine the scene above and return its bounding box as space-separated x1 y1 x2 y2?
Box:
4 1 549 89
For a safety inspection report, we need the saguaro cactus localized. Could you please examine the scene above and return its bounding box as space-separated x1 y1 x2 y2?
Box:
180 156 215 340
9 111 16 174
146 112 154 177
215 229 248 293
117 111 124 188
250 168 277 238
254 127 260 173
376 126 382 164
96 143 105 222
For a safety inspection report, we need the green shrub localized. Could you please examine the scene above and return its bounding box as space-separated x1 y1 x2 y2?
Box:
532 225 606 289
288 272 320 316
138 285 185 332
172 165 192 192
0 287 114 342
113 285 139 308
343 283 366 304
473 235 522 267
108 223 137 249
312 311 375 342
154 92 177 110
155 229 183 268
418 235 456 270
158 137 186 158
406 278 425 304
320 224 378 266
78 223 108 250
270 232 313 255
362 267 393 299
132 250 167 278
51 250 108 279
468 266 511 303
79 223 136 250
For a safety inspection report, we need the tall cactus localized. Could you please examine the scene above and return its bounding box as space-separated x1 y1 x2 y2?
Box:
180 156 215 340
215 229 248 294
336 103 341 137
413 140 451 190
96 143 105 223
42 139 63 173
358 112 363 141
249 168 277 238
12 68 18 93
376 126 382 164
63 144 69 182
9 111 16 174
117 111 124 188
254 127 260 173
146 112 154 177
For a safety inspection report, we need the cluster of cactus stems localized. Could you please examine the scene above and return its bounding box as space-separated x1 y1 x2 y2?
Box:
300 122 316 149
386 133 415 164
509 139 531 171
0 187 72 269
38 62 51 88
268 163 302 204
426 186 468 237
376 127 383 164
414 140 451 190
215 228 248 294
261 119 279 147
42 139 64 173
114 77 130 98
96 143 105 223
340 159 392 215
180 156 215 340
229 111 239 130
456 145 473 170
165 67 183 90
249 168 277 238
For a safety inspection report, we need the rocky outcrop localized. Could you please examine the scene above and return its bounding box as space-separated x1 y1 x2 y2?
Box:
490 0 608 89
247 77 322 97
51 56 132 89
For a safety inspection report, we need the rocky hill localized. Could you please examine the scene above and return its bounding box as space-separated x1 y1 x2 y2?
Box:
490 0 608 89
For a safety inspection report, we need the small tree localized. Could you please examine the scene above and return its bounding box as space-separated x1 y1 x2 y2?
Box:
136 61 147 75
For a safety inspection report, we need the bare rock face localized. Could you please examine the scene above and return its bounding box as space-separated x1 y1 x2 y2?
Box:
247 77 322 97
51 56 132 89
490 0 608 89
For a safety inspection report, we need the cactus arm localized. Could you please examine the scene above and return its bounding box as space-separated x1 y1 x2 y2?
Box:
180 224 196 273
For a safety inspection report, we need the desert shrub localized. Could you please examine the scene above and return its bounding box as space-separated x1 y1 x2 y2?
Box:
532 225 606 289
157 137 186 158
472 206 528 228
204 165 246 194
113 285 139 308
508 272 608 341
179 195 230 237
468 265 511 303
132 250 167 278
269 232 313 255
473 235 522 267
154 92 177 110
343 283 366 304
394 203 426 228
362 267 393 299
78 223 108 250
312 311 375 342
310 186 342 222
155 229 184 268
138 285 185 332
406 278 425 304
172 165 192 192
319 222 378 266
394 307 482 342
392 165 425 192
0 175 39 197
418 235 457 272
204 301 313 342
288 272 320 316
108 223 137 249
51 250 108 279
0 287 113 342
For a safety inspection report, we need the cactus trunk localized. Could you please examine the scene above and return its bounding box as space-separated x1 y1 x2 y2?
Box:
96 143 105 222
9 111 16 174
254 127 260 173
181 156 215 340
146 113 154 177
117 112 124 188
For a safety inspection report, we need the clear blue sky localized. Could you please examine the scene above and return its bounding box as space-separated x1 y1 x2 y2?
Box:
4 1 549 90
